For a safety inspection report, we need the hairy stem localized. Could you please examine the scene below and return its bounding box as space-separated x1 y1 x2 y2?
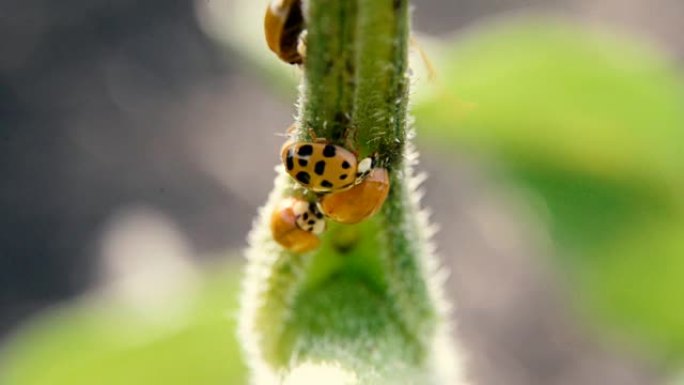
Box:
354 0 437 353
298 0 356 144
354 0 409 163
240 0 463 384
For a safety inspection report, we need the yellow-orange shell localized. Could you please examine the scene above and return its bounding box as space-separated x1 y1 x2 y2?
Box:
319 168 390 224
281 141 358 192
270 198 320 253
264 0 304 65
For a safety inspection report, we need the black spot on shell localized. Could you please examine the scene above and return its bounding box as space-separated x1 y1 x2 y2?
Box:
298 158 308 167
315 212 323 219
341 161 351 169
339 174 348 180
296 172 311 184
308 220 315 225
321 180 333 188
286 155 294 171
309 202 317 212
323 145 336 157
303 212 309 220
314 160 326 175
298 144 313 156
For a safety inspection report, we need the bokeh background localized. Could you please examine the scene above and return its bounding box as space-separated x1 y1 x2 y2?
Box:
1 0 684 384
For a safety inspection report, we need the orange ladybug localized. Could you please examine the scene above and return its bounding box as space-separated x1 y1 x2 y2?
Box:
281 141 371 192
319 168 390 224
271 197 326 253
264 0 305 65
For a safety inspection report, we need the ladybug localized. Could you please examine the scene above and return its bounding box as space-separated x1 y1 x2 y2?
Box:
319 167 390 224
281 140 375 193
270 197 326 253
264 0 305 65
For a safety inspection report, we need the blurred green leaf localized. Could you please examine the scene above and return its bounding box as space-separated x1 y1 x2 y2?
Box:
413 18 684 363
414 18 684 186
0 262 246 385
512 166 676 255
580 218 684 362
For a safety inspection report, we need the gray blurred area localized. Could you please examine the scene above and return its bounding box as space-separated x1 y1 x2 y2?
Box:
1 0 681 384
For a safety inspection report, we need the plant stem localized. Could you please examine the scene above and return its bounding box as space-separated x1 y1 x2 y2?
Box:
241 0 463 383
353 0 409 164
298 0 357 144
354 0 437 352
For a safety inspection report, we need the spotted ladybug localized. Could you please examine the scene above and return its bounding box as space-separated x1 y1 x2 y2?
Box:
264 0 305 65
281 141 368 192
270 197 325 253
319 167 390 224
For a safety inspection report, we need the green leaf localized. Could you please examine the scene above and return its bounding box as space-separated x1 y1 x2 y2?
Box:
413 17 684 363
414 17 684 186
0 262 247 385
578 218 684 362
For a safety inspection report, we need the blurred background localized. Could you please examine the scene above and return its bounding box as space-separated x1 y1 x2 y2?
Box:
1 0 683 384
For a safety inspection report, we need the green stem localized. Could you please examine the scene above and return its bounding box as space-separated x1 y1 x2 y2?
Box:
298 0 357 144
354 0 437 352
354 0 409 164
241 0 461 383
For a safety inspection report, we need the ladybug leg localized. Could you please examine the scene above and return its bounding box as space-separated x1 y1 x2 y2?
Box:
343 130 357 153
410 35 437 82
307 127 328 144
285 124 322 142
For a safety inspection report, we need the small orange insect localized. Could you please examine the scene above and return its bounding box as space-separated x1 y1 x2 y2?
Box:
271 197 326 253
318 167 390 224
281 141 374 193
264 0 305 65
